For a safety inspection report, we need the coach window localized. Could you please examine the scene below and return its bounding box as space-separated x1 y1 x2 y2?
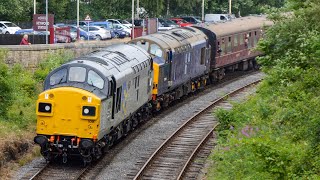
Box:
221 38 225 54
234 34 238 47
240 33 244 45
88 70 104 89
227 37 232 53
50 68 67 86
254 31 258 45
248 32 252 48
69 67 86 82
150 44 163 57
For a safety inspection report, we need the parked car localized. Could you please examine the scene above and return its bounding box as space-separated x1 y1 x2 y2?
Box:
81 26 112 40
169 18 193 27
158 18 179 31
15 29 49 35
106 19 122 25
68 25 96 40
117 19 132 28
180 16 202 24
91 21 116 38
112 23 131 37
0 21 21 34
205 14 232 22
15 29 34 35
127 19 144 27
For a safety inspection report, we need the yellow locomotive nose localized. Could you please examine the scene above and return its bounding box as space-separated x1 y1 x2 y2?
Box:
36 87 100 138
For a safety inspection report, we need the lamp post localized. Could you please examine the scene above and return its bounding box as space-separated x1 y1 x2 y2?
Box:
137 0 139 19
229 0 232 15
34 0 36 14
45 0 48 44
132 0 134 39
77 0 80 40
202 0 204 22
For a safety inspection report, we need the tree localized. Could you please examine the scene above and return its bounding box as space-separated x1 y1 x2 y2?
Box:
0 0 33 22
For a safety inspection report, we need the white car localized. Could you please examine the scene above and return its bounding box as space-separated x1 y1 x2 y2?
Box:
113 24 131 37
0 21 21 34
81 26 111 40
107 19 133 28
118 20 133 28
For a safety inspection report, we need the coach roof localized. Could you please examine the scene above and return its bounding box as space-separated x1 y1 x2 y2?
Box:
206 15 273 37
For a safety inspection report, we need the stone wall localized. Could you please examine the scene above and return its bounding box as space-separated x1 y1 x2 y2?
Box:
0 38 130 70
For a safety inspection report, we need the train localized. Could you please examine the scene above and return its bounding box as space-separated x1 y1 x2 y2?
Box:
34 15 272 164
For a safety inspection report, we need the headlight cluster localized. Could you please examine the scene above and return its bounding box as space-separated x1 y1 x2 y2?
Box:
82 106 96 116
38 103 52 113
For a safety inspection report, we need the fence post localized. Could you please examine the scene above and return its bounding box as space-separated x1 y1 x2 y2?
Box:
49 27 55 44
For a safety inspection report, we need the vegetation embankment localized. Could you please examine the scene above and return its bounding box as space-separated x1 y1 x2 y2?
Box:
0 49 72 176
208 0 320 179
1 0 284 23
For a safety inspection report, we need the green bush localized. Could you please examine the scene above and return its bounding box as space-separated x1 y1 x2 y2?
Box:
34 50 72 82
0 50 12 118
0 49 73 134
209 3 320 177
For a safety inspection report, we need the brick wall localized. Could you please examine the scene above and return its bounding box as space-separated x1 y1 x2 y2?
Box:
0 38 130 70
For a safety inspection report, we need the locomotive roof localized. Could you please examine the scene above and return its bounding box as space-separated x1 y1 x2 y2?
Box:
70 44 150 78
205 15 273 37
133 26 207 50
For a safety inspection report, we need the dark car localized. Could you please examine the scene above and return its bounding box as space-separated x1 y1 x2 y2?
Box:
180 16 201 24
127 19 144 27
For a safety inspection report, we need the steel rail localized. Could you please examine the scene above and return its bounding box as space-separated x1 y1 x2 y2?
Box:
133 79 262 180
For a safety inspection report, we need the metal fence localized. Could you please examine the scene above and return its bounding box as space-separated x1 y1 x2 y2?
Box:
0 34 48 45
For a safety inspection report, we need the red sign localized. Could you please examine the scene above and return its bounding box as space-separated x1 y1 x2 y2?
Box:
33 14 54 31
55 27 71 43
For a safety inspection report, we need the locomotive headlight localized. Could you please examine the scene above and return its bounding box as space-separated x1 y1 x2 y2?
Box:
38 103 52 113
83 108 89 114
82 106 96 116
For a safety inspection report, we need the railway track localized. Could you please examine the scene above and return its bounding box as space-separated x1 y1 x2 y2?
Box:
133 79 261 180
22 160 89 180
17 72 262 180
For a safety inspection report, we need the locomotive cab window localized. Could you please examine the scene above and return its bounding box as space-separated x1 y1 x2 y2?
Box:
69 67 86 82
50 68 67 86
150 44 163 58
136 41 149 52
87 70 104 89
